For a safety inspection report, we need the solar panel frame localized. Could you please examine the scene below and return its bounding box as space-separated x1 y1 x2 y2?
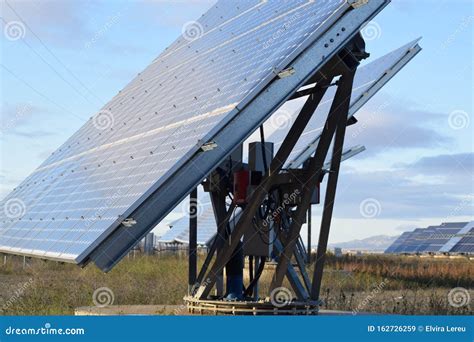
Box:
0 1 391 271
0 0 354 263
89 0 390 271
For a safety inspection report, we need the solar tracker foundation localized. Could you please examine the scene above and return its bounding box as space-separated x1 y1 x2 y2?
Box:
183 296 320 315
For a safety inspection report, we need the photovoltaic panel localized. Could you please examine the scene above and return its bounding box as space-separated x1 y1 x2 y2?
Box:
89 1 391 272
417 222 466 253
385 222 472 255
441 221 474 254
384 231 411 254
0 0 390 270
159 204 216 245
268 38 421 167
391 228 427 254
410 226 439 253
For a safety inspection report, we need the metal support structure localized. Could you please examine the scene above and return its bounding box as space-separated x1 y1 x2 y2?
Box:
273 239 308 300
210 190 228 296
293 238 312 293
269 69 356 293
310 73 353 300
188 188 198 295
307 205 312 263
195 78 333 299
193 194 235 295
253 257 259 300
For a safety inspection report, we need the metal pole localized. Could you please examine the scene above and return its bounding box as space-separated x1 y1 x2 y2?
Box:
307 205 312 263
188 188 198 295
310 77 352 301
254 257 259 300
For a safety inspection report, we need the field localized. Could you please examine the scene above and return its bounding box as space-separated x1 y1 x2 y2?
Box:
0 252 472 315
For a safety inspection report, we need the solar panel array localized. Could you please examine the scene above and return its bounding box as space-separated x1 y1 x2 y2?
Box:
384 231 411 254
1 0 361 263
159 204 217 245
384 221 473 254
443 222 474 254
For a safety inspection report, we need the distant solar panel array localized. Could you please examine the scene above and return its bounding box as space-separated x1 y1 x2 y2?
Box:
384 221 474 255
159 204 217 246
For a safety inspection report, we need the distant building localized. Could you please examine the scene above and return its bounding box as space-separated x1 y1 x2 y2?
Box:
334 247 343 257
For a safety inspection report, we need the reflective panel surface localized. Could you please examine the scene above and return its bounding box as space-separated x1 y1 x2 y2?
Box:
0 0 349 262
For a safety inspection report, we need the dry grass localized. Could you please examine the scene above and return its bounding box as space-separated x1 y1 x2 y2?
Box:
0 252 471 315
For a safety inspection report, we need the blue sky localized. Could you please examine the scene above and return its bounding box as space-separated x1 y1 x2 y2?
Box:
0 0 472 244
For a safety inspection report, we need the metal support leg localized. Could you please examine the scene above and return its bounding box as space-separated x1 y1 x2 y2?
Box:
307 205 312 263
188 188 198 295
294 239 312 293
310 74 353 300
253 257 259 300
273 239 309 300
211 191 228 296
193 196 235 295
195 78 333 299
269 70 356 292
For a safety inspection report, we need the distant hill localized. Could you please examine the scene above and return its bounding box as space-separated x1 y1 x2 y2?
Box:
328 235 399 252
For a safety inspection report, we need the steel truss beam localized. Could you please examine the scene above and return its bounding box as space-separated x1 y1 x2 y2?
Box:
310 81 350 300
194 77 334 299
194 41 361 302
192 190 235 295
269 69 356 292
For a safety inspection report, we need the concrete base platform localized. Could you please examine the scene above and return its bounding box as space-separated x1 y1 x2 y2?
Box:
75 305 356 316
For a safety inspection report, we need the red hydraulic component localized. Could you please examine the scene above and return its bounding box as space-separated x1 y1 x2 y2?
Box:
233 170 249 205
